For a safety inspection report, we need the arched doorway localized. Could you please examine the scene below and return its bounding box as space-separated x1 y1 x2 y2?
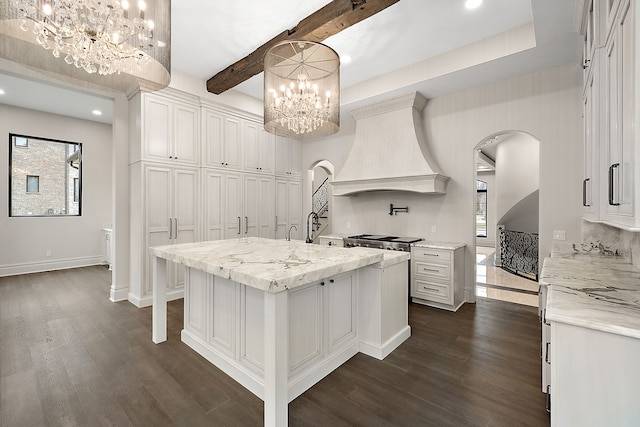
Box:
473 131 541 306
307 160 335 241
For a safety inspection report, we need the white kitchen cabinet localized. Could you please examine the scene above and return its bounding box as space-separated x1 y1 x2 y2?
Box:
275 132 302 177
203 169 275 240
582 52 601 220
579 0 640 230
129 163 198 306
244 120 275 174
275 179 302 240
243 173 275 238
549 322 640 426
142 92 199 166
410 245 465 311
202 107 243 170
603 0 639 228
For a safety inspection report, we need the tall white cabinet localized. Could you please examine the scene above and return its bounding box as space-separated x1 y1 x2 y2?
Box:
580 0 640 230
129 89 304 307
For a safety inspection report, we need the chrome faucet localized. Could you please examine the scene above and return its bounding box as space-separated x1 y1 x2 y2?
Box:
287 225 297 241
306 211 319 243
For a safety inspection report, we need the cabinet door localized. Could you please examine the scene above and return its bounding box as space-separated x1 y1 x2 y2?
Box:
287 180 303 239
173 103 199 165
224 172 243 238
244 121 260 172
145 165 172 294
257 175 275 239
605 26 620 214
144 96 171 161
289 137 302 177
224 117 243 170
326 273 356 352
288 282 323 375
243 174 259 237
258 127 275 174
583 70 596 217
275 133 290 176
173 168 198 289
203 109 224 168
617 0 634 218
203 170 224 241
275 179 288 240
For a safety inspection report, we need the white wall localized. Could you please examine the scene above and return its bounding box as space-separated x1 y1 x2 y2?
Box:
302 62 583 302
495 133 539 232
0 104 112 276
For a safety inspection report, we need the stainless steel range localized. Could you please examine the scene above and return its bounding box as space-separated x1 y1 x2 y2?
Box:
343 234 423 252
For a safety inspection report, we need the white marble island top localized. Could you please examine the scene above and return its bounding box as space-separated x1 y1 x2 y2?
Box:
541 244 640 339
150 237 388 293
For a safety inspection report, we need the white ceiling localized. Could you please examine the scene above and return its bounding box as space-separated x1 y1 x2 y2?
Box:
0 0 579 124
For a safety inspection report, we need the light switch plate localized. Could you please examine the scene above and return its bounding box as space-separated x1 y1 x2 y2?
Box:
553 230 566 240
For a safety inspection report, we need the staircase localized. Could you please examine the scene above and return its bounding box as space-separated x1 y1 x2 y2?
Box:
312 178 330 241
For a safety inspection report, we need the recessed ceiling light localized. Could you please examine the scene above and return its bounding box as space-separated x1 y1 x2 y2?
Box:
341 54 352 64
92 110 102 116
0 88 5 95
465 0 483 9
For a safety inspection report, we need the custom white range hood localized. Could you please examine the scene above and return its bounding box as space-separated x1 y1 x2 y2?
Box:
332 92 449 196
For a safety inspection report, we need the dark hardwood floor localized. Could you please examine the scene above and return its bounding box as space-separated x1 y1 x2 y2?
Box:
0 266 549 426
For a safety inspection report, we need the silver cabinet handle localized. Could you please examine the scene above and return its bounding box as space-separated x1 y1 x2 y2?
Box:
546 385 551 413
609 163 620 206
237 216 241 235
275 216 278 231
174 217 178 240
168 218 173 240
582 178 590 207
545 342 551 364
423 286 438 292
245 216 248 234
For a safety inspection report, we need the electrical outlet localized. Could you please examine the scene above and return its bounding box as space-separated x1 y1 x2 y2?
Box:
553 230 566 241
431 225 436 233
46 250 52 257
346 222 351 229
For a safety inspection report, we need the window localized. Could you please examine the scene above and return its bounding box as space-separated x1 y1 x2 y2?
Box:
9 133 82 217
73 178 80 202
26 175 39 193
14 136 28 147
476 180 487 238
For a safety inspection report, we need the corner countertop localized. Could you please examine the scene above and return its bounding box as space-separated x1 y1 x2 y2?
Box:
411 240 466 250
150 237 387 293
541 243 640 339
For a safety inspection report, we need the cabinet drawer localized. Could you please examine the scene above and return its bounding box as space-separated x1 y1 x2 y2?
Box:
413 260 450 280
413 278 453 304
412 247 452 262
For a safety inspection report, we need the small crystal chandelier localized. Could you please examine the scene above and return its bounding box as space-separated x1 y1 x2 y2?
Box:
264 41 340 137
12 0 161 75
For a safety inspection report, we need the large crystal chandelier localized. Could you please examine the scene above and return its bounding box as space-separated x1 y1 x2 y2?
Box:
264 41 340 137
12 0 160 75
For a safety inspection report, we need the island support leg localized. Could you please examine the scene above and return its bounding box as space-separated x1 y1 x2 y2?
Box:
152 256 168 344
264 291 288 427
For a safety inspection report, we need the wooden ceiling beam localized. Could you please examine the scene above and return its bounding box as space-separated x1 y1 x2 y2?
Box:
206 0 400 95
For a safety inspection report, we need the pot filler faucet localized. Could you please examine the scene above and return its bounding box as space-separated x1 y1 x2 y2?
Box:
306 211 319 243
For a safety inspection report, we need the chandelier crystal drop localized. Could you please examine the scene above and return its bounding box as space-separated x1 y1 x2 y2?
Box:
264 41 340 137
13 0 160 75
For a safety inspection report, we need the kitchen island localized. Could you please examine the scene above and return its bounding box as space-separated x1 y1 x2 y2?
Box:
150 237 411 427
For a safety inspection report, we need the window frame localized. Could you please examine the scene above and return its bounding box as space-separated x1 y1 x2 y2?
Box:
9 133 83 217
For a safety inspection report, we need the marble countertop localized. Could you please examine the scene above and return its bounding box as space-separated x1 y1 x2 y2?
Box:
150 237 389 293
411 240 466 250
541 244 640 339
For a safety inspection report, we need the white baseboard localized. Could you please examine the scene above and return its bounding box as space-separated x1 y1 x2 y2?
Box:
0 256 103 277
110 285 129 302
128 288 184 308
359 326 411 360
